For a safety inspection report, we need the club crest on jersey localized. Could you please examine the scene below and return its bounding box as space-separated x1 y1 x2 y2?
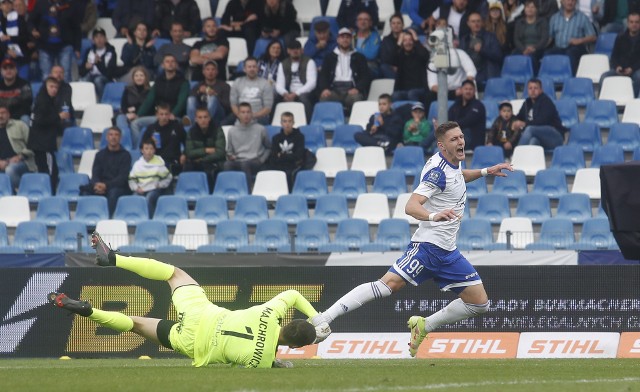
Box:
425 170 441 184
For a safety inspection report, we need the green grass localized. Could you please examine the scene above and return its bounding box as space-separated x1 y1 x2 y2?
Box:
1 358 640 392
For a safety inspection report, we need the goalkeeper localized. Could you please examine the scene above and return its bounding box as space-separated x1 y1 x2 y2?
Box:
49 232 327 368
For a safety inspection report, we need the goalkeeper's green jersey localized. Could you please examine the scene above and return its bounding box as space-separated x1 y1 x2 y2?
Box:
193 290 318 368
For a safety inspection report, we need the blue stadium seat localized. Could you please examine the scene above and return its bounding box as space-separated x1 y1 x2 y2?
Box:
153 38 170 51
127 221 169 251
584 99 618 128
0 173 12 196
573 217 616 249
100 125 133 151
371 169 407 199
483 77 517 101
465 176 487 199
331 124 361 154
238 219 290 253
113 195 149 226
79 38 92 66
198 220 249 252
30 81 42 98
175 171 210 203
74 196 109 227
567 122 602 152
52 221 88 251
523 77 556 100
515 193 551 223
525 218 575 250
471 145 504 169
590 144 624 168
194 195 229 226
56 150 75 174
0 221 8 247
34 196 70 227
13 221 48 251
155 245 187 253
274 194 309 225
310 101 345 132
594 32 617 57
427 100 454 122
362 218 410 251
59 127 94 157
252 37 272 58
291 170 328 201
475 194 510 224
491 170 527 199
634 145 640 161
561 77 594 106
213 171 248 202
300 125 326 153
17 173 52 203
101 82 126 112
56 173 90 203
531 169 568 198
555 193 592 223
391 146 425 176
232 195 269 225
501 55 534 85
457 218 493 250
314 194 349 224
319 218 370 252
331 170 367 200
294 219 330 252
555 98 579 129
538 55 573 84
152 195 189 226
550 145 585 175
265 125 281 141
606 123 640 152
483 99 499 129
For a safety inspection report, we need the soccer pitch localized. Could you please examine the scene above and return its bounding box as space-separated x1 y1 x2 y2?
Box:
1 359 640 392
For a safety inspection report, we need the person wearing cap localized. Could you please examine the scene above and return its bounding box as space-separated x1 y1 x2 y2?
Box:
275 39 317 121
154 0 201 39
337 0 379 30
0 58 31 125
79 27 117 98
403 102 433 148
354 93 403 152
186 59 230 125
303 19 337 70
352 10 381 77
486 101 520 157
459 12 503 90
485 1 510 53
189 17 229 82
218 0 261 55
391 29 429 103
317 27 371 114
447 80 486 150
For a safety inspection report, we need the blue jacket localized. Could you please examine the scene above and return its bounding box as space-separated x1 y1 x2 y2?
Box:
353 30 381 61
516 93 567 135
304 35 337 69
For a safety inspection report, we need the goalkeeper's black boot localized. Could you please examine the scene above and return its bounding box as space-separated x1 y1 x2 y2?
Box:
48 292 93 317
91 231 116 266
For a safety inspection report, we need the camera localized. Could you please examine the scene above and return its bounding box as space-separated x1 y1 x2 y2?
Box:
427 27 459 71
428 29 446 47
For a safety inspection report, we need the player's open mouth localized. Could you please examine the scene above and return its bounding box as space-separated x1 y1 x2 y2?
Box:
457 147 464 155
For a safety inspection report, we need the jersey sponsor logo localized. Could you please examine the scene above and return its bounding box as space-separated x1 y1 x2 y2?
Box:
517 332 619 358
417 333 519 358
617 333 640 358
317 333 412 359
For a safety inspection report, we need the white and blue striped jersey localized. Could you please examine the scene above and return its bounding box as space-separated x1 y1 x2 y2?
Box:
410 152 466 250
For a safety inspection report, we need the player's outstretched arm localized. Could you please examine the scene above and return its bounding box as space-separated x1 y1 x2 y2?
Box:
462 162 514 183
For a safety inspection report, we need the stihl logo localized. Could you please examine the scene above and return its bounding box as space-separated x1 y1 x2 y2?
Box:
418 333 519 358
318 333 410 358
429 339 507 354
328 340 404 355
616 333 640 358
630 339 640 353
529 340 604 354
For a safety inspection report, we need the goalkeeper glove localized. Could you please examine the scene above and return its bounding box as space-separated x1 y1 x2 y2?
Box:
309 313 331 344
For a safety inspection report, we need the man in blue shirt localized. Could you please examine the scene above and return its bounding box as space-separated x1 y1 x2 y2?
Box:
547 0 597 73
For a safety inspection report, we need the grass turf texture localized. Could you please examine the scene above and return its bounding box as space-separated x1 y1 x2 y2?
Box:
1 359 640 392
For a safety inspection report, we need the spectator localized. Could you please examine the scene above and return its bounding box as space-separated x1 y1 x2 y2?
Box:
257 39 284 84
600 12 640 96
503 0 525 22
129 138 172 217
83 126 132 216
186 60 230 125
337 0 379 30
354 93 403 152
447 80 486 150
459 12 503 90
408 0 443 34
227 57 274 125
116 66 151 132
189 18 229 82
512 78 567 151
392 30 429 103
154 22 192 74
112 0 156 38
79 0 97 36
224 102 271 190
219 0 260 55
0 0 31 76
426 47 477 107
352 10 381 77
0 58 31 124
257 0 300 46
30 0 83 83
486 101 520 157
303 20 336 70
133 54 190 144
79 27 117 98
275 40 317 122
485 2 511 53
121 22 156 80
432 0 474 39
596 0 636 33
48 65 74 129
403 102 433 148
184 107 226 189
154 0 201 38
379 13 404 79
547 0 597 74
0 104 34 191
317 28 371 114
140 103 187 176
513 0 549 74
265 111 305 188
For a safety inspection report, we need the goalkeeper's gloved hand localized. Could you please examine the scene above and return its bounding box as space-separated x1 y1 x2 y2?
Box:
309 313 331 344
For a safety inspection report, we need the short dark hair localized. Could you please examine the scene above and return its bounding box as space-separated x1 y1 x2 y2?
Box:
281 319 316 347
155 102 171 112
314 20 330 32
140 138 156 149
171 21 184 30
461 79 476 89
435 121 460 141
527 78 542 89
244 56 258 65
378 93 392 102
44 76 59 86
281 111 294 120
195 107 210 115
238 102 252 111
390 12 404 23
107 126 122 135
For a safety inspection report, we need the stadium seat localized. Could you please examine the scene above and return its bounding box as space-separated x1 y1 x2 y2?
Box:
291 170 328 201
70 81 97 111
34 196 70 227
101 82 126 112
567 122 602 152
182 37 202 47
392 193 419 224
391 146 425 176
152 37 170 51
238 219 290 253
57 174 89 203
172 219 210 251
294 219 330 252
483 99 499 129
226 37 248 69
17 173 52 203
251 37 272 58
293 0 322 24
213 171 248 202
510 145 546 176
550 145 585 175
300 125 326 153
215 0 230 17
0 221 8 247
556 193 592 223
571 168 601 199
465 175 487 199
197 220 249 252
501 55 534 85
371 169 407 199
561 77 594 106
152 195 189 226
95 219 130 250
591 144 624 168
599 76 635 106
594 32 617 57
621 99 640 125
475 194 510 224
510 98 525 115
531 169 568 198
155 244 187 253
606 122 640 152
233 195 269 225
59 127 94 157
13 221 48 251
319 218 370 252
584 100 618 128
348 101 378 129
427 100 454 122
81 104 115 134
271 102 307 126
265 125 280 141
310 102 345 132
573 217 616 250
470 145 505 169
128 221 169 251
74 196 109 227
483 77 517 101
493 217 534 249
0 195 30 226
457 218 493 250
113 195 149 226
515 193 551 224
634 145 640 160
351 146 386 177
175 171 210 203
331 124 361 154
555 98 579 129
364 218 411 251
314 147 349 178
492 170 527 199
367 78 395 101
52 221 88 252
252 170 289 201
331 170 367 200
525 218 575 250
77 149 99 178
274 194 309 225
576 54 610 83
313 194 349 224
353 193 390 224
0 173 12 196
538 55 573 84
56 150 75 174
